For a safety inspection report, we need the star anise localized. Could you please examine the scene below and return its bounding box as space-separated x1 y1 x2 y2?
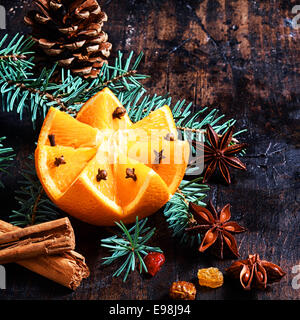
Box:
225 254 286 290
185 201 246 259
196 125 247 184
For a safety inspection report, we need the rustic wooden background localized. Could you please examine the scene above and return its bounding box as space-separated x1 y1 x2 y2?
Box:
0 0 299 300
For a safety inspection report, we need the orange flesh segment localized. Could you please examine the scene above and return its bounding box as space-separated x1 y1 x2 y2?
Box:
113 153 171 222
56 173 123 226
81 144 117 203
38 107 101 148
35 145 96 201
130 106 178 141
76 87 132 131
126 140 190 194
56 147 123 226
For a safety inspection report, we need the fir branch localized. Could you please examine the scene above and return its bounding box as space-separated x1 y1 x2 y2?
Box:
176 126 239 143
0 137 14 187
6 79 69 112
0 54 27 61
30 187 44 226
101 69 137 87
101 217 162 282
163 178 209 247
9 155 59 227
0 38 148 123
164 193 201 247
0 33 34 75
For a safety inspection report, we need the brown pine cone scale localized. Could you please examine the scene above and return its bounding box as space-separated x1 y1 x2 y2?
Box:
25 0 112 78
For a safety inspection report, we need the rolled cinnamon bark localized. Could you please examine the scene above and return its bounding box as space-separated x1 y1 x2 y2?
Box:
0 219 90 290
0 218 75 264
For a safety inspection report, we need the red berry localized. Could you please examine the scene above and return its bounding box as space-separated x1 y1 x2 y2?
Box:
144 252 165 276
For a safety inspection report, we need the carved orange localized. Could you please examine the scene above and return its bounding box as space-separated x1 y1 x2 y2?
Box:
35 88 189 226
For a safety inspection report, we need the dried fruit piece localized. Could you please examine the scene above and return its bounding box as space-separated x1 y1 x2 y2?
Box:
169 281 196 300
143 252 165 276
197 267 224 288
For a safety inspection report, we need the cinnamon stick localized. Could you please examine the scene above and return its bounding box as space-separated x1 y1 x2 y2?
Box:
0 219 90 290
0 218 75 264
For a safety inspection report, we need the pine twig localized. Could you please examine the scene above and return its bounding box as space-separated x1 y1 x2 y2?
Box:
0 33 34 74
163 177 210 247
101 217 162 282
6 80 69 111
176 126 239 143
0 54 27 61
101 69 137 87
29 187 44 226
0 137 14 188
9 155 59 227
176 188 189 205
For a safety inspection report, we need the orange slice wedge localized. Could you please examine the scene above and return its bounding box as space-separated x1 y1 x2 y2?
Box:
130 105 178 141
57 145 123 226
76 87 132 130
126 139 190 194
35 145 96 201
113 153 171 224
38 107 101 148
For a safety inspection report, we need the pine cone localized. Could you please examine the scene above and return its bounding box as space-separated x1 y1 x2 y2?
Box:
24 0 112 78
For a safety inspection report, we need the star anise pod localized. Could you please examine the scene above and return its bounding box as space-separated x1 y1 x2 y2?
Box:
186 201 246 259
225 254 286 290
196 125 247 184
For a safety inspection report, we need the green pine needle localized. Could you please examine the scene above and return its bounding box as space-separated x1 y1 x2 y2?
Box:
9 155 59 227
101 217 162 282
163 177 209 247
0 33 34 75
0 136 14 188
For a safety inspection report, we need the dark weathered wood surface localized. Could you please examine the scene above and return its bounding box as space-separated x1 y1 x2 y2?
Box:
0 0 299 300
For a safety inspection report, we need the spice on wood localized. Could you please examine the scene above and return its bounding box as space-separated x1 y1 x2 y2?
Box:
185 200 246 259
195 124 247 184
0 218 75 264
0 219 89 290
226 254 286 290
